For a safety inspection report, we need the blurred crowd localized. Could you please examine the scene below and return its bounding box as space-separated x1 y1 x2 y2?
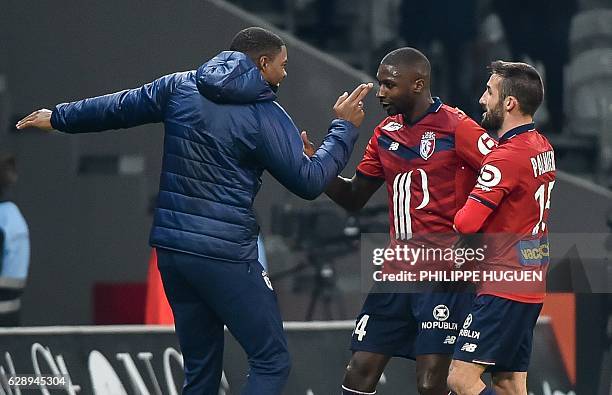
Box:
231 0 612 186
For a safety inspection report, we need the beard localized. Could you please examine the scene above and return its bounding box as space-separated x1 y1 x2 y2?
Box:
481 103 504 131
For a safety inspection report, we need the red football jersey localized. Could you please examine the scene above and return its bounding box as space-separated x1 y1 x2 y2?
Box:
357 98 495 247
467 123 556 303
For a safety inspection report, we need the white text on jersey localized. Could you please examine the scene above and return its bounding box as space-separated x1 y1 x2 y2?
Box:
530 150 555 178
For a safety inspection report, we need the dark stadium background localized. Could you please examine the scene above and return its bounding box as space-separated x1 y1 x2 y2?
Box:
0 0 610 393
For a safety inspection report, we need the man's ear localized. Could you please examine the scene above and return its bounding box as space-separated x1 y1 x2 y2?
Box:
258 55 269 71
506 96 518 112
414 78 425 93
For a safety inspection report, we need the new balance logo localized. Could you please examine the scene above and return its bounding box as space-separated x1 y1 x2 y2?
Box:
389 142 399 151
443 336 456 345
460 343 478 352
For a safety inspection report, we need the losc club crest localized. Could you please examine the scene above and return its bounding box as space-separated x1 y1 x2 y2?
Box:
420 131 436 160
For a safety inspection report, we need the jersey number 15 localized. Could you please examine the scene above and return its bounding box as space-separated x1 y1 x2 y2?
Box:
532 181 555 235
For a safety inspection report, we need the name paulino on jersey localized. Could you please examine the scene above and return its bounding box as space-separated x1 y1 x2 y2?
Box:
530 150 555 178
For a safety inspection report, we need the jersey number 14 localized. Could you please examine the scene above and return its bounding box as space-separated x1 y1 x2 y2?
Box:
354 314 370 341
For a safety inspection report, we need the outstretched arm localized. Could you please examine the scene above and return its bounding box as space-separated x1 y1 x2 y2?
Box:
16 109 54 131
16 74 177 133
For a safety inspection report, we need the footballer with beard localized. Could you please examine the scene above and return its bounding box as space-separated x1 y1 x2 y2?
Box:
448 61 555 395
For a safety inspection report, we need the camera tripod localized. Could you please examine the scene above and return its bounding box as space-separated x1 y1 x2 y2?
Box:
270 238 353 320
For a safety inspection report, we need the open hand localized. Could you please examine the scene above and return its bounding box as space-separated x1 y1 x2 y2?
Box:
333 83 373 128
16 109 54 131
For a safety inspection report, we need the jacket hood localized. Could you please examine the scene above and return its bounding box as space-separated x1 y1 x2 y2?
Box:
196 51 277 104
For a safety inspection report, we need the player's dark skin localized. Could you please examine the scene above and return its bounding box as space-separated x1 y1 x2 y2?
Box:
324 61 434 211
303 61 452 395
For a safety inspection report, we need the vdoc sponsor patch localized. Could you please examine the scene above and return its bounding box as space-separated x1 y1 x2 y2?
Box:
517 237 549 266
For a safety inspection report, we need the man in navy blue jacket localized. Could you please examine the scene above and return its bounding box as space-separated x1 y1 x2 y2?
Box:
17 27 372 394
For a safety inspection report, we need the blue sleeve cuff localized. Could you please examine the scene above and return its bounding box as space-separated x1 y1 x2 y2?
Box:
330 118 358 136
50 106 62 131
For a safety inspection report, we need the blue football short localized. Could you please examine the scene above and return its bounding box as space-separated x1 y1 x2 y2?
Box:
453 294 543 372
350 288 474 359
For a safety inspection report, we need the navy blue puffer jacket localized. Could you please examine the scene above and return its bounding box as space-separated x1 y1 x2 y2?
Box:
51 51 359 262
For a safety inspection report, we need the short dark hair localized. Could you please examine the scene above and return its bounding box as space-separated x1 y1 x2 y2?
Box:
381 47 431 75
489 61 544 116
230 27 285 64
